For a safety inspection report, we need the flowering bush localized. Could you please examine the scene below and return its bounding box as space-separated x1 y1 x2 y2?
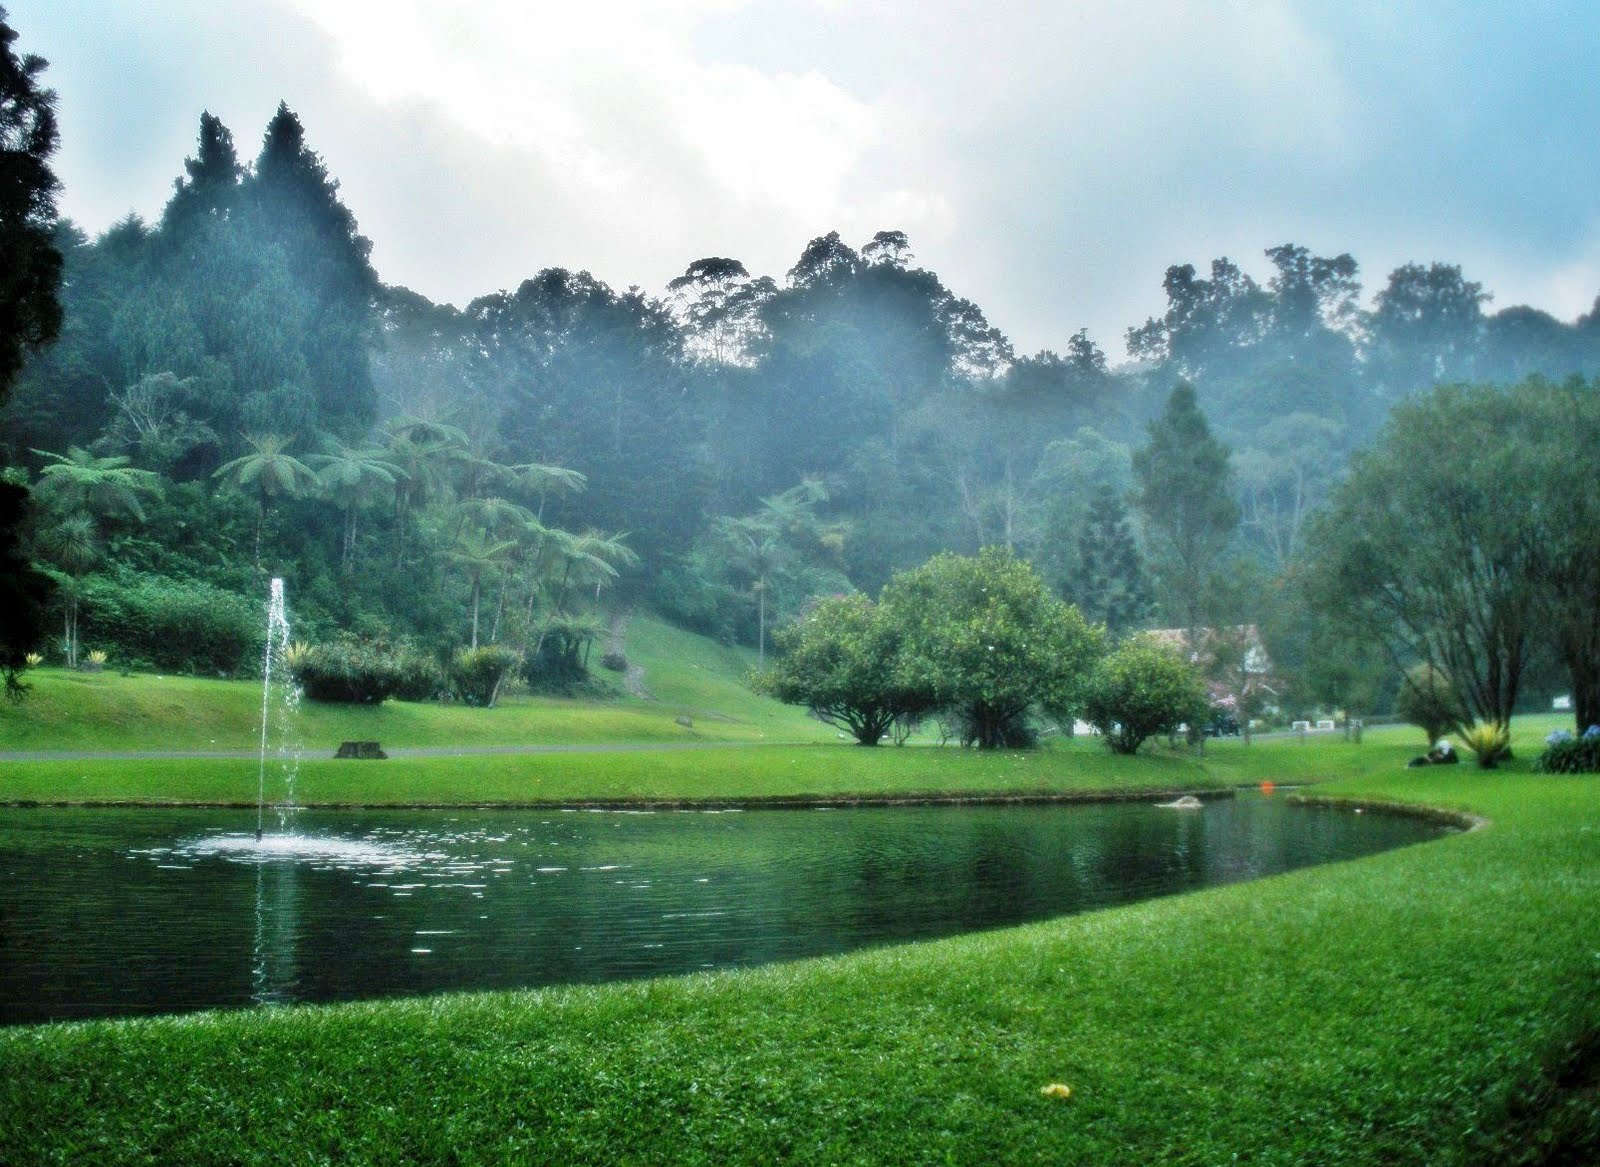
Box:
1536 725 1600 774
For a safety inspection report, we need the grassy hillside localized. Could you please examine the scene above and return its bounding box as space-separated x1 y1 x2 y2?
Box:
0 612 830 753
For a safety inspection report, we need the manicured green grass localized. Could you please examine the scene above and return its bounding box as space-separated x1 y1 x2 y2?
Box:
0 613 830 753
0 739 1217 806
3 752 1597 1164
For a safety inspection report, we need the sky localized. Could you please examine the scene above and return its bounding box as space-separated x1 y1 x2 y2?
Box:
13 0 1600 360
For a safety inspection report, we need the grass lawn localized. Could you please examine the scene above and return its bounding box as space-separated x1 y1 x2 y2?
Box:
0 739 1219 806
1 719 1597 1163
0 614 831 753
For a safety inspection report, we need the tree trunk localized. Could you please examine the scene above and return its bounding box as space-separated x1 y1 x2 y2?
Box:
1569 653 1600 732
469 575 481 650
757 582 766 669
341 506 357 575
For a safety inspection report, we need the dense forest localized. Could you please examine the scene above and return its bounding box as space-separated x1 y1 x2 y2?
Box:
6 102 1600 712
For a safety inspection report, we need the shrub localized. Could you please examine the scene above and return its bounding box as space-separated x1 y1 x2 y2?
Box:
293 639 448 704
524 618 602 694
1084 637 1209 755
390 647 447 702
1535 725 1600 774
753 592 934 747
293 639 404 703
452 645 519 708
77 573 262 676
1459 721 1512 769
1395 664 1469 746
600 651 628 673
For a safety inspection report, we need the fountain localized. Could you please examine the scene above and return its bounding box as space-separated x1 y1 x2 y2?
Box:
255 577 301 840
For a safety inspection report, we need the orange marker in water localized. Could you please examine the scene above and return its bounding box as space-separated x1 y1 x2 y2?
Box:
1260 780 1276 795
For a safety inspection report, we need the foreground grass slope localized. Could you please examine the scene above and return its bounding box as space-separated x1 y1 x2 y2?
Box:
0 613 829 753
2 728 1596 1164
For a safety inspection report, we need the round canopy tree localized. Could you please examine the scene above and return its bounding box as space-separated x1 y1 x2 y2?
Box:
1084 637 1209 755
753 592 933 746
880 547 1103 749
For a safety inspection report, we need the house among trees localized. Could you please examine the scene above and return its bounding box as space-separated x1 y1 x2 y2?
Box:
1144 625 1279 729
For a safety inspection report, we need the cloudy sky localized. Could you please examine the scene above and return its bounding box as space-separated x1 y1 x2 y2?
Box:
14 0 1600 358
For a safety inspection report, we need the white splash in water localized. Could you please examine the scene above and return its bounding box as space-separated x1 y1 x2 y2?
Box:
183 833 424 867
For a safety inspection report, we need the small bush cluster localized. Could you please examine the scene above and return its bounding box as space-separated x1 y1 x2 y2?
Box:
1535 726 1600 774
78 573 261 676
293 639 445 704
524 618 603 695
452 645 519 708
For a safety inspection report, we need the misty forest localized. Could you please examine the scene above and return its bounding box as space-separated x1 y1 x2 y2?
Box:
5 102 1600 725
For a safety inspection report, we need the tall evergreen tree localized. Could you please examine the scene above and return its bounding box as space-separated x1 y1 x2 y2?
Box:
236 102 377 437
1063 484 1151 637
0 7 60 392
1132 381 1239 642
160 111 242 237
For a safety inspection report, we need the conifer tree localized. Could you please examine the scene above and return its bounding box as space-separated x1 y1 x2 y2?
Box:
1063 484 1151 637
1132 381 1239 642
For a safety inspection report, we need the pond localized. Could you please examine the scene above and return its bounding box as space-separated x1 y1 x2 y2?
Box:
0 795 1448 1025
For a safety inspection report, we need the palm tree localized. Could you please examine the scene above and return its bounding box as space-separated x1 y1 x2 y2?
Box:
505 460 587 521
35 513 98 667
32 446 160 524
306 441 404 574
449 526 519 649
30 448 161 667
714 515 784 667
449 496 536 643
212 433 319 569
542 529 639 617
382 417 470 562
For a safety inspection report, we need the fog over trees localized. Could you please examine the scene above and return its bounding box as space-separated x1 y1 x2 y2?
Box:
5 95 1600 716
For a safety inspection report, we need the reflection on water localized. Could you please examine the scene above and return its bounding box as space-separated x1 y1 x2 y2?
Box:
0 796 1449 1025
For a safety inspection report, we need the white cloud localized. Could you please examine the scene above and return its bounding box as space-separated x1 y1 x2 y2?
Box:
289 0 879 234
29 0 1600 353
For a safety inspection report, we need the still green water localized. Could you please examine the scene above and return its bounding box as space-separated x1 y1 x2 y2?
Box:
0 795 1445 1024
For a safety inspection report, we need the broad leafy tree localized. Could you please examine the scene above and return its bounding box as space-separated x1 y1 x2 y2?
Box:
1365 262 1489 401
1302 382 1542 729
880 547 1102 749
1083 636 1208 755
1515 376 1600 729
754 593 933 745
